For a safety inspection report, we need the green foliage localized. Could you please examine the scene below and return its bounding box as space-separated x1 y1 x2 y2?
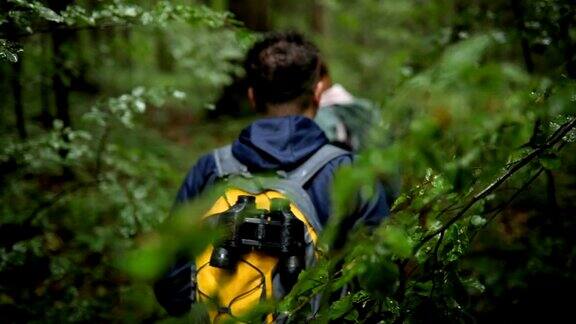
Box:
2 0 576 322
0 87 187 320
229 1 576 322
0 39 22 62
0 0 240 63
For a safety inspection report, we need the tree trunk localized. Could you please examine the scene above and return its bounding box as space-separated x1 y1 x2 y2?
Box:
311 0 325 34
511 0 534 73
155 29 174 72
87 0 102 63
51 30 72 128
211 0 227 11
122 28 133 69
558 5 576 79
49 0 73 128
449 0 469 44
209 0 269 117
11 59 27 139
229 0 269 31
0 62 5 126
40 34 53 129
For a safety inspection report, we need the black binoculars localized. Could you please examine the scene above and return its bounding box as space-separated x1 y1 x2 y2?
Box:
209 195 306 284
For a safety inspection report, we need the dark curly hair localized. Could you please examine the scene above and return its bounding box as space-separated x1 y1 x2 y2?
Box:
244 31 321 113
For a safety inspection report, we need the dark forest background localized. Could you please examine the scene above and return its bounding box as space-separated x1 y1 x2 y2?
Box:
1 0 576 322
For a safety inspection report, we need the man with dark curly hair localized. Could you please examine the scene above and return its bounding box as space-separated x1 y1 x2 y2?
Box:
154 31 390 316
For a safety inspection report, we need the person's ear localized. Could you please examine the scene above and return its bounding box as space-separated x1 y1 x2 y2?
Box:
247 87 256 110
312 80 325 107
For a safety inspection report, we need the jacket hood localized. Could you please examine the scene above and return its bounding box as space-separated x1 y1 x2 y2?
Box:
231 115 328 171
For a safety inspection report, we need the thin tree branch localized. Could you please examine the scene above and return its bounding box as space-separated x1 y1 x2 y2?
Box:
469 167 545 243
429 230 445 298
414 116 576 253
3 22 145 40
3 15 240 40
511 0 535 73
23 180 100 226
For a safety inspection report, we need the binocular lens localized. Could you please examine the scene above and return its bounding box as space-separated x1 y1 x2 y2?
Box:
284 255 301 275
210 246 234 269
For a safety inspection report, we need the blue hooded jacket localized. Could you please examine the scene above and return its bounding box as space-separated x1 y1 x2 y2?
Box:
155 115 390 315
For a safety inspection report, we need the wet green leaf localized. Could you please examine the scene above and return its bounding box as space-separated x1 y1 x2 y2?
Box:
329 294 353 319
378 226 413 258
470 215 487 227
37 7 63 23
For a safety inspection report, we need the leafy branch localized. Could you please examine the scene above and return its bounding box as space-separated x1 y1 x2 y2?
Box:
1 1 241 62
468 166 546 244
23 180 101 226
414 115 576 253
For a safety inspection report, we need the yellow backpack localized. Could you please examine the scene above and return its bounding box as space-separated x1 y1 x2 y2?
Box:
194 144 348 322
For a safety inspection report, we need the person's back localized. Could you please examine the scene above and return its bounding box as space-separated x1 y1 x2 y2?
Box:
314 61 401 203
314 61 384 153
154 32 390 317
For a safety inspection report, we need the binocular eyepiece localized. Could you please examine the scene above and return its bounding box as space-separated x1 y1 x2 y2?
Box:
209 195 256 269
209 195 306 285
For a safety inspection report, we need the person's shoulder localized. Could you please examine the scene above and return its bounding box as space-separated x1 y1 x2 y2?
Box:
316 146 354 174
182 151 218 181
187 152 216 171
175 150 220 204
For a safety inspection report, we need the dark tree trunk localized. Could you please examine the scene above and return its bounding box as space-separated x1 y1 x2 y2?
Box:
48 0 75 180
0 62 6 126
311 0 325 34
210 0 227 11
155 29 174 72
122 28 133 69
40 35 53 129
87 0 102 60
511 0 535 73
11 59 27 139
70 31 94 93
209 76 250 118
49 0 73 128
51 30 72 128
558 6 576 79
229 0 269 31
449 0 469 44
52 29 75 179
209 0 269 117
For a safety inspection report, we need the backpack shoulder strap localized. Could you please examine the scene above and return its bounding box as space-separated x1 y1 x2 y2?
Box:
286 144 350 187
213 145 250 178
